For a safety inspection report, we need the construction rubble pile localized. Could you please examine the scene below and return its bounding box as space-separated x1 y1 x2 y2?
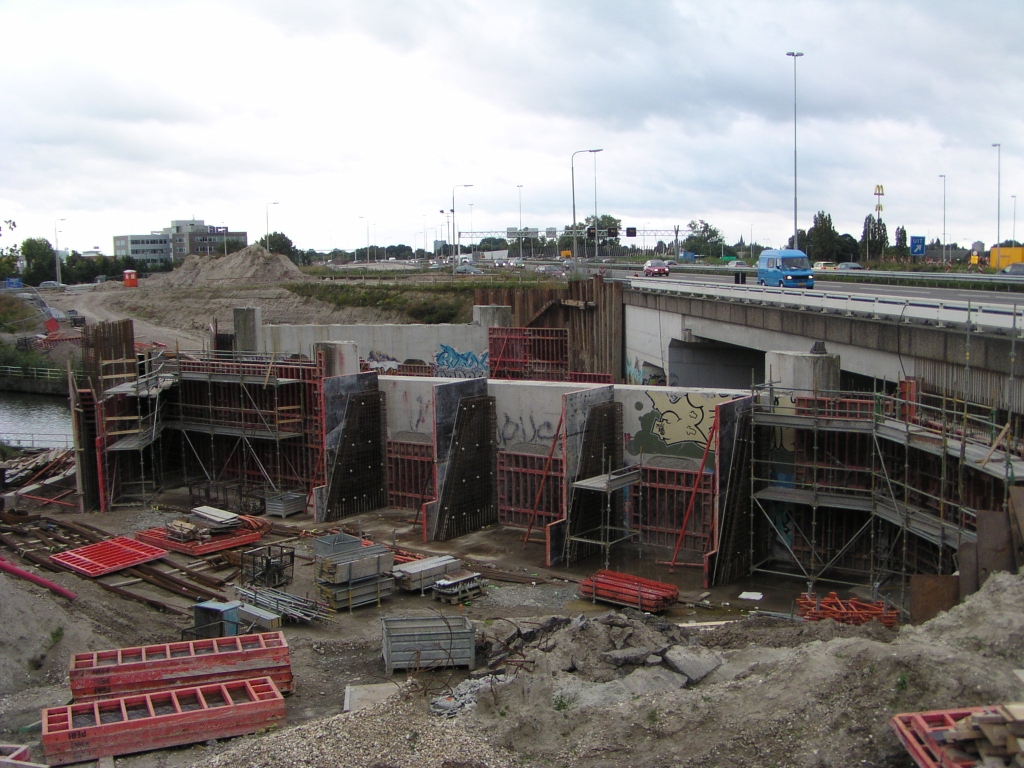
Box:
190 570 1024 768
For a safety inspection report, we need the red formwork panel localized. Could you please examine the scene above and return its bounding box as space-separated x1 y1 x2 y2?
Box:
134 526 263 555
42 677 285 766
49 537 168 577
0 744 31 761
387 440 433 510
890 707 999 768
497 450 564 527
578 570 679 613
70 632 293 702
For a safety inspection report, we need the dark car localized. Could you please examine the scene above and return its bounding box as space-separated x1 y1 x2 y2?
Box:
1003 263 1024 275
644 259 669 277
454 265 483 275
534 264 565 277
837 262 865 270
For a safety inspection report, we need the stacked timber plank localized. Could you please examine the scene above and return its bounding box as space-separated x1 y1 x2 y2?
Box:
393 555 462 592
797 591 899 628
313 532 395 611
40 632 292 765
69 632 293 701
892 704 1024 768
577 569 679 613
382 616 476 674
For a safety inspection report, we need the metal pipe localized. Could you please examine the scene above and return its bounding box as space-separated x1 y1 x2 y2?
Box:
0 555 77 600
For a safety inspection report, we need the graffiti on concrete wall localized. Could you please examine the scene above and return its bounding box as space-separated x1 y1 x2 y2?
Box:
433 344 488 378
624 389 737 460
366 350 399 372
625 356 666 386
498 411 558 447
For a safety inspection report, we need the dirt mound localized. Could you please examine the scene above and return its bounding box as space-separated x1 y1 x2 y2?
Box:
700 614 897 649
147 245 308 288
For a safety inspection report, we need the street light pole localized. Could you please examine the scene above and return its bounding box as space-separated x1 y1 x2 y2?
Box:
358 216 369 262
53 218 65 284
939 175 947 264
786 51 803 252
571 149 602 261
994 143 1002 268
452 184 473 274
1012 194 1017 246
517 185 523 261
265 202 278 254
593 152 600 261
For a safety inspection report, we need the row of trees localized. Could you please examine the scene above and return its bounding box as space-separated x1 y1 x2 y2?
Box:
9 238 171 286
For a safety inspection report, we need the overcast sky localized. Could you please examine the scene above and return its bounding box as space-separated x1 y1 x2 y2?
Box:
1 0 1022 255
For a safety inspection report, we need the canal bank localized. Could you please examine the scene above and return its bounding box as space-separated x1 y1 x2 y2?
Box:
0 389 73 448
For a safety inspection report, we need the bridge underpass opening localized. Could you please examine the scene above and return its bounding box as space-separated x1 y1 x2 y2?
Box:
668 338 765 389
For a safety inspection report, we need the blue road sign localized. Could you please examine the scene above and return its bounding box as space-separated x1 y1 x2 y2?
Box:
910 236 926 256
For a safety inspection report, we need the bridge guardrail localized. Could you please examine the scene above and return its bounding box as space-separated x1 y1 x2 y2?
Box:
0 366 73 382
628 278 1024 334
0 432 74 449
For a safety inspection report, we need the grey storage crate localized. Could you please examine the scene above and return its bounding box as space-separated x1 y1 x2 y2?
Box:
317 576 394 611
266 492 306 518
392 555 461 592
381 615 476 675
313 531 362 558
315 546 394 585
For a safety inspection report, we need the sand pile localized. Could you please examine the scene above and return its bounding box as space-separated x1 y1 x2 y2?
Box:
147 245 308 288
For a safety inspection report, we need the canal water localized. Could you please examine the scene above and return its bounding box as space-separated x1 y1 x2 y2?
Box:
0 391 74 448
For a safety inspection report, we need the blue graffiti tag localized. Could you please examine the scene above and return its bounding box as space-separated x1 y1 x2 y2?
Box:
433 344 488 377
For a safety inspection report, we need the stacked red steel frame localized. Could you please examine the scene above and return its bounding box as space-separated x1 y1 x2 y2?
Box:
797 592 899 628
42 678 285 766
38 632 291 764
69 632 293 701
577 569 679 613
890 704 1024 768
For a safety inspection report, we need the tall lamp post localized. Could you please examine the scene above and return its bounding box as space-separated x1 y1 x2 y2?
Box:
452 184 473 274
1012 194 1017 246
994 143 1002 268
592 152 600 261
571 149 602 261
265 202 278 253
53 218 65 284
939 175 947 264
786 51 804 251
358 216 369 262
517 185 523 261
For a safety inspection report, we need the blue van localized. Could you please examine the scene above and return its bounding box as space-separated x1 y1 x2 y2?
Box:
757 249 814 288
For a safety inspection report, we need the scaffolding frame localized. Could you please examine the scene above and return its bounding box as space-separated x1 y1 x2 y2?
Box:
748 381 1022 609
170 350 326 512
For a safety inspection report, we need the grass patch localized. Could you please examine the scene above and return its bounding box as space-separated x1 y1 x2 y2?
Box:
286 277 558 324
0 341 59 370
0 293 39 332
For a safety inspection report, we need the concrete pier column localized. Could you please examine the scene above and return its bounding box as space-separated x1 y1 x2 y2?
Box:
315 341 360 376
472 305 512 327
233 307 263 352
765 344 840 392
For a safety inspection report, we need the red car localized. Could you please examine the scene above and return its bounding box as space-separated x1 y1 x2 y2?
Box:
643 259 669 277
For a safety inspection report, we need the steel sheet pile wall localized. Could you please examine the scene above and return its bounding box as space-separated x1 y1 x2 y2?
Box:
475 275 623 380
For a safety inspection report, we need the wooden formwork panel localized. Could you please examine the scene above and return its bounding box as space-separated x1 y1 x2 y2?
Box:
387 440 433 510
70 632 292 702
497 450 564 527
42 677 285 766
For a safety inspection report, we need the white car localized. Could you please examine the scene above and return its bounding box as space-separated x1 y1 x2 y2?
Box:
813 261 837 270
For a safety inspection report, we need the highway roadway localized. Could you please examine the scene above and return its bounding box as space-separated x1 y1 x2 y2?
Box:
602 266 1024 308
